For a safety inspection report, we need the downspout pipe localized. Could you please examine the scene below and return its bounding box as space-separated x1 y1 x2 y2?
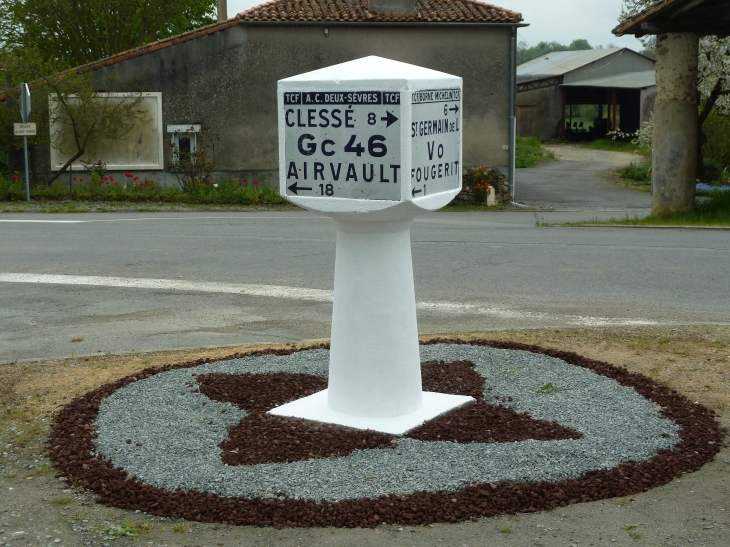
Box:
509 26 523 206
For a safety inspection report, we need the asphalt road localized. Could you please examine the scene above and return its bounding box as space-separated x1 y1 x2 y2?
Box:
515 145 652 210
1 210 728 363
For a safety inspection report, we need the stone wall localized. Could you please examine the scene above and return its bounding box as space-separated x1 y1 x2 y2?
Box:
31 23 513 187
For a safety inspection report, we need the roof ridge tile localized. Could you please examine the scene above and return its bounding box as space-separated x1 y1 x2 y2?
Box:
239 0 522 23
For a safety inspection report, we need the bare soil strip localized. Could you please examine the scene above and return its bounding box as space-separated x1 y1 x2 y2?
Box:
1 326 728 544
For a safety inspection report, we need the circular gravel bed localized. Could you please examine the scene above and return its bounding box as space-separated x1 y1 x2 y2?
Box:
48 341 725 528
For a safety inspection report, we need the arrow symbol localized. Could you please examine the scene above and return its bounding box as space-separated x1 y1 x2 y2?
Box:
449 104 459 114
412 187 422 197
287 182 312 195
381 111 399 128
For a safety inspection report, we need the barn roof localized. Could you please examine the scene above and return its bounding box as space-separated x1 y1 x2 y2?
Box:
562 70 656 90
614 0 730 37
517 49 623 77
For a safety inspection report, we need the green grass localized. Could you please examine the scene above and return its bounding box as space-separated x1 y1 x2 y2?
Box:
442 203 516 212
618 162 651 182
616 162 652 192
516 137 555 168
171 522 192 533
584 138 642 153
50 496 75 506
0 174 286 206
561 191 730 227
531 382 558 394
97 520 152 539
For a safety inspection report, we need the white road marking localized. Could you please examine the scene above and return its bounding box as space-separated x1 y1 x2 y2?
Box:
0 216 309 224
0 273 332 302
0 272 659 327
0 219 86 223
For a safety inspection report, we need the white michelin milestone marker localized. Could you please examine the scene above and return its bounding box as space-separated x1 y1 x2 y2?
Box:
270 56 472 435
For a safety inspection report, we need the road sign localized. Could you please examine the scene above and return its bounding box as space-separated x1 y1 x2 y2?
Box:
14 123 37 136
410 89 461 197
279 58 462 211
274 57 467 434
20 83 31 123
283 91 402 200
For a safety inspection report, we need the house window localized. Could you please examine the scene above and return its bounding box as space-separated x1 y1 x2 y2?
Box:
167 124 201 162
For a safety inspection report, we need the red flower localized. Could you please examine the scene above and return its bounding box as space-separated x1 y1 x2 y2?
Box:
79 178 83 182
133 176 139 181
12 175 21 182
73 176 77 180
124 172 133 178
114 181 118 185
243 178 247 182
253 179 259 185
109 176 115 181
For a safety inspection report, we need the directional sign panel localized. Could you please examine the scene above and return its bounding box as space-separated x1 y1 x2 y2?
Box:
410 89 461 198
283 91 402 201
14 123 37 136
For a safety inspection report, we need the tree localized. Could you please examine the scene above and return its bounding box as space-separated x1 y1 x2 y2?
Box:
0 50 149 186
1 0 216 68
517 39 593 65
569 39 593 51
43 71 148 186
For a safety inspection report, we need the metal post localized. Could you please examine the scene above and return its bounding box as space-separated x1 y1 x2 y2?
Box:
509 26 517 202
612 89 618 133
19 83 32 202
23 136 30 202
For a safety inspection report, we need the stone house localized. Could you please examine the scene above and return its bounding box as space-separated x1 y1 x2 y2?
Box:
11 0 526 187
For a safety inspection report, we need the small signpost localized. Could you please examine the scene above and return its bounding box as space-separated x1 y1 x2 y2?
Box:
19 83 32 202
271 57 471 434
14 123 37 136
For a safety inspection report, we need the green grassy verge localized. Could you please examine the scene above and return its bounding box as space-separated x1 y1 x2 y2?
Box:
615 162 651 192
442 203 519 212
559 191 730 227
0 175 286 206
0 200 301 214
516 137 555 168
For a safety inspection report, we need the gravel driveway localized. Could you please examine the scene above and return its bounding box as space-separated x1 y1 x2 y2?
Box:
514 144 651 211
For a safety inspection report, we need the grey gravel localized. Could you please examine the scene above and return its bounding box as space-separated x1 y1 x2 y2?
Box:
94 345 680 502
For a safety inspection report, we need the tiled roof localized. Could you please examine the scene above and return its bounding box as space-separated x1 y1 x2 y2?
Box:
239 0 522 23
0 0 521 102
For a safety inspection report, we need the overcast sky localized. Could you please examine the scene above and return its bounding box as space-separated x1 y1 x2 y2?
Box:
226 0 644 51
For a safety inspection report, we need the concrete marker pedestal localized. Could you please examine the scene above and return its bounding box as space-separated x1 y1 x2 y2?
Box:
270 57 472 434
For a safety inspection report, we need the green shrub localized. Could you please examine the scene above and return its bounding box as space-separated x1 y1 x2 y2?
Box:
702 112 730 175
703 158 724 183
0 171 286 206
460 165 510 204
618 162 651 182
515 137 555 168
0 173 25 200
0 150 9 176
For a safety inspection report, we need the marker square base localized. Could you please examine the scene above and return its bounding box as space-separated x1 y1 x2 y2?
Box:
267 390 475 435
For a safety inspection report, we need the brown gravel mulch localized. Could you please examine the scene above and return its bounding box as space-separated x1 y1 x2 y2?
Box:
47 341 726 528
210 361 581 466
